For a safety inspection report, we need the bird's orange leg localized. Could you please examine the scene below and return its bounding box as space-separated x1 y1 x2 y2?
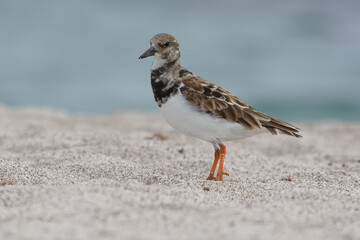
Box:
215 143 228 181
206 148 221 180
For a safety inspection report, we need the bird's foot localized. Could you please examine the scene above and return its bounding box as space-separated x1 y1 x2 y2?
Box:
207 172 228 181
215 172 229 181
206 173 215 180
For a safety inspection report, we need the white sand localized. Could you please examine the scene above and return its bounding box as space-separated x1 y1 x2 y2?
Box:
0 106 359 240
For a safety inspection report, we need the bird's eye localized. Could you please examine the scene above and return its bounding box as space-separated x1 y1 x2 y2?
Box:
158 42 170 47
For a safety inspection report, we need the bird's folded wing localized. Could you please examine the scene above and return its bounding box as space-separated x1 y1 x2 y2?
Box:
180 77 302 138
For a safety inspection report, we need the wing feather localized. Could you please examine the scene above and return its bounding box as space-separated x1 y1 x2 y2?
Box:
179 73 302 138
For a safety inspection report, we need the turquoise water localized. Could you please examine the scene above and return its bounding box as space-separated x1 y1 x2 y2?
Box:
1 0 359 121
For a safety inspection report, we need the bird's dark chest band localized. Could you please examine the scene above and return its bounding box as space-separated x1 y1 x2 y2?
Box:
151 67 180 107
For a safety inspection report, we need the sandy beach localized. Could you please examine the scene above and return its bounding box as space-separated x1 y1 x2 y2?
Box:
0 106 359 240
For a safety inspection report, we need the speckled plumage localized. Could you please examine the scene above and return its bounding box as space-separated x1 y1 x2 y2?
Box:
139 33 301 181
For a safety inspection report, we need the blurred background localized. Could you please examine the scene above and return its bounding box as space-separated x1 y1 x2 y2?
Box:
1 0 359 122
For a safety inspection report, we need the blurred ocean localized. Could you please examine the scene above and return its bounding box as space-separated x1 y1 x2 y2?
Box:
0 0 359 121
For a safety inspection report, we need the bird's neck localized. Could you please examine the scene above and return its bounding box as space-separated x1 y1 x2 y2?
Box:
150 55 181 107
151 54 180 71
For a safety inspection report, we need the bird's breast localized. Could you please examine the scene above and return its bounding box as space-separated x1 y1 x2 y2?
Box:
151 68 180 107
159 91 264 142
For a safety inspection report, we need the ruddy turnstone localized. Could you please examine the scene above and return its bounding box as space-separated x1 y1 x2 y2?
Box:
139 33 302 181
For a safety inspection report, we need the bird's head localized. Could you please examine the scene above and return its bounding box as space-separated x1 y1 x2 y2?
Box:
139 33 180 68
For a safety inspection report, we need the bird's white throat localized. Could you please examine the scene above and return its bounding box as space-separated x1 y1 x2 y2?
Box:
151 51 180 70
151 55 167 70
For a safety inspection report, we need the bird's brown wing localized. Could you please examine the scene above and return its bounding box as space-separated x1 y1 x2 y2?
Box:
179 76 302 138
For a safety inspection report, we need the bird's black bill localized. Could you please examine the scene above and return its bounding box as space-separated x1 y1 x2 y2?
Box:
139 46 156 59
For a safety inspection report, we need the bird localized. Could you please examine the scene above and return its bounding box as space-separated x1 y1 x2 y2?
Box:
139 33 302 181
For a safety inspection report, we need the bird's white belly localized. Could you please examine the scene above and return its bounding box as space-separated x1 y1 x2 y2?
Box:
159 92 265 142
